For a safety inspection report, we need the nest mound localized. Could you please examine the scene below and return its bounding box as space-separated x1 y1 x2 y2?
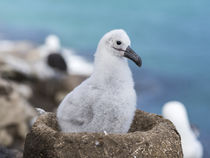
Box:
23 110 183 158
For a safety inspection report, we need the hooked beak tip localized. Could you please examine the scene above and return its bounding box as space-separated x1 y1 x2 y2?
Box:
124 46 142 68
137 58 142 67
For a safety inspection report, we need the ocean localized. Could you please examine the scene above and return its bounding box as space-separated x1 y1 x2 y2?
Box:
0 0 210 156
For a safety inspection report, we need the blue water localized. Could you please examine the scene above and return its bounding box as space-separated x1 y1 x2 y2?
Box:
0 0 210 156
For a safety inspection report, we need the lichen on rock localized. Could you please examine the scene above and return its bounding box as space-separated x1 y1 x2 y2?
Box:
0 78 36 147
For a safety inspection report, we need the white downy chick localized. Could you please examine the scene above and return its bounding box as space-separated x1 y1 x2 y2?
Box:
57 29 142 133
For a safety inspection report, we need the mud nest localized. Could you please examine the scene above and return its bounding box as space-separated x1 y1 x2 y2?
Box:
23 110 183 158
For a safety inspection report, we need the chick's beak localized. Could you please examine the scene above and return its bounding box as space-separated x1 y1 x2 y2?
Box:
124 46 142 67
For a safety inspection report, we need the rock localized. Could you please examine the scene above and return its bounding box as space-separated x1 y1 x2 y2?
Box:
0 42 88 113
0 40 35 54
28 75 87 112
0 78 36 147
0 146 23 158
0 54 87 112
0 40 90 152
23 110 183 158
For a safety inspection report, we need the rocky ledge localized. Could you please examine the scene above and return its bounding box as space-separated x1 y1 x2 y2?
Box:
24 110 183 158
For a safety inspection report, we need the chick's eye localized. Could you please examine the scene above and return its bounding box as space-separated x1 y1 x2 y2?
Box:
116 41 122 45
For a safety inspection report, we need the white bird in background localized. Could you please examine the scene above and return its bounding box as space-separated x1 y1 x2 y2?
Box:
162 101 203 158
0 34 93 80
0 35 66 79
32 34 67 79
41 34 94 76
57 29 142 133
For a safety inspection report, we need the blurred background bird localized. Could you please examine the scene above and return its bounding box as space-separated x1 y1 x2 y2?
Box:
162 101 203 158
